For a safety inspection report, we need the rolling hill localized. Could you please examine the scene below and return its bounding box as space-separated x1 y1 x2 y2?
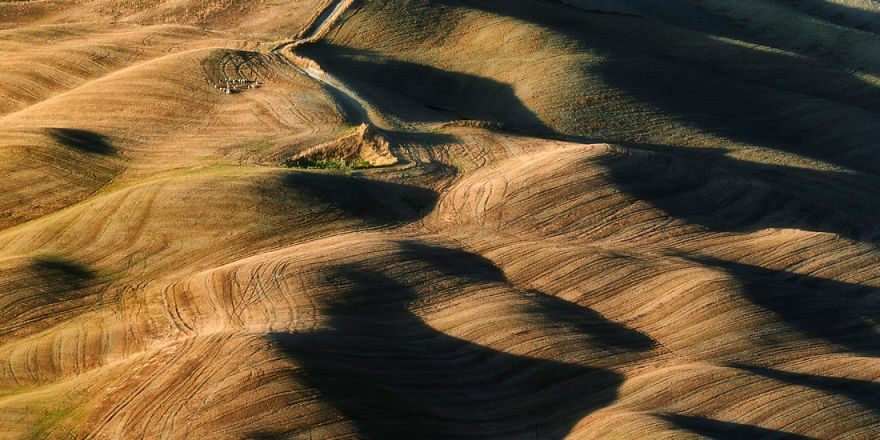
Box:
1 0 879 438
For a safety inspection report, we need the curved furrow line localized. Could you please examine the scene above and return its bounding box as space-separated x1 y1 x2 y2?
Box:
3 1 880 437
0 25 222 118
0 134 123 230
0 48 226 147
464 230 879 361
596 363 880 438
0 169 416 388
62 231 644 436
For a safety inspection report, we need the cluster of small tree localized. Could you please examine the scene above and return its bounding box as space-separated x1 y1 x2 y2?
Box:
282 157 373 170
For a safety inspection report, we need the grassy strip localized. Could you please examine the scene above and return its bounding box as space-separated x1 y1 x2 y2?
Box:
282 157 372 170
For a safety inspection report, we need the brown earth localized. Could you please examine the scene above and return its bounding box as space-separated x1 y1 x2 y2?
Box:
1 0 880 438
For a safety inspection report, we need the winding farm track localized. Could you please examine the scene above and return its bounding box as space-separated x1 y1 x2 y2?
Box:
273 0 387 130
2 0 880 438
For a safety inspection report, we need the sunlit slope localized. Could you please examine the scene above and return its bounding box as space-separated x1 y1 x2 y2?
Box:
300 0 880 174
44 233 635 438
0 0 327 37
5 127 875 438
0 165 436 437
0 27 351 226
0 128 123 229
436 142 880 243
0 24 218 116
1 0 880 438
0 167 426 342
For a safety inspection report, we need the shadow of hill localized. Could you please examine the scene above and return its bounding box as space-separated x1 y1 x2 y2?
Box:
381 129 459 148
696 2 880 75
280 171 438 225
523 288 657 352
658 413 816 440
545 0 880 73
690 256 880 356
594 50 880 173
437 0 880 174
0 255 99 342
241 432 285 440
550 0 729 33
266 263 622 439
396 241 657 352
731 363 880 414
599 143 880 243
295 43 550 134
553 0 880 40
777 0 880 36
582 12 880 174
47 128 115 155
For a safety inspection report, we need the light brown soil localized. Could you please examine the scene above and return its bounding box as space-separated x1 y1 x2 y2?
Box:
1 0 880 439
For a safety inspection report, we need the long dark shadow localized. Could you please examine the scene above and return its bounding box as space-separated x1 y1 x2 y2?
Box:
47 128 115 155
263 263 623 439
598 142 880 244
31 255 96 294
659 413 817 440
295 43 551 135
732 363 880 413
436 0 880 174
381 129 459 148
396 240 657 352
279 171 438 225
551 0 880 39
689 256 880 356
776 0 880 36
0 255 99 342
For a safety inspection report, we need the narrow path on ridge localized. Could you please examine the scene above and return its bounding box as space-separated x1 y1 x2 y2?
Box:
272 0 391 130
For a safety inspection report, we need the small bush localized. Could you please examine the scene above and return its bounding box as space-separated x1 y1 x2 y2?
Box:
350 159 373 169
283 157 373 170
284 157 344 169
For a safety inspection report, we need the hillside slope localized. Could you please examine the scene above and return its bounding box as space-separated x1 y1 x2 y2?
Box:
1 0 879 438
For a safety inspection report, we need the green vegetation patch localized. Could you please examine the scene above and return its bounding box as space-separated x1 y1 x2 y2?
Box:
26 406 75 440
283 157 373 170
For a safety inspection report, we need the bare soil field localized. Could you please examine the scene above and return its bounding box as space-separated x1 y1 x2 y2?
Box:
1 0 880 438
